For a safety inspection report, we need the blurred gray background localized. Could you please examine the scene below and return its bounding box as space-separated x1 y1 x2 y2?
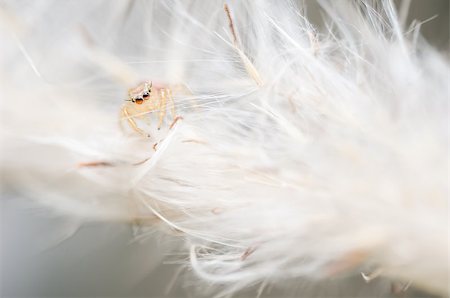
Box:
1 0 448 297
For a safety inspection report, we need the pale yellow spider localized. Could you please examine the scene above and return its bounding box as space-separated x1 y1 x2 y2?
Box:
121 81 182 137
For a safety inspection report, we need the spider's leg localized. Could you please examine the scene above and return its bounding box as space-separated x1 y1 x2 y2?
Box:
166 88 176 118
122 105 150 137
157 89 167 130
163 88 183 129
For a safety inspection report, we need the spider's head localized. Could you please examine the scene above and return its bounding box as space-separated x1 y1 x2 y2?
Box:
127 81 152 104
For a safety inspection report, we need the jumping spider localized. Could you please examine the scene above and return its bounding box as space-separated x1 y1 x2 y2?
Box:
121 81 182 137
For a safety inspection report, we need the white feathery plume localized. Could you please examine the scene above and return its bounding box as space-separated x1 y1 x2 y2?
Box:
0 0 448 296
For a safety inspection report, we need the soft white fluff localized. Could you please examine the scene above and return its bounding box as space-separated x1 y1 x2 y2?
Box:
1 0 448 296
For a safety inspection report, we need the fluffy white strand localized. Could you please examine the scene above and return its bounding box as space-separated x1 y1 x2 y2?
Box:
1 0 448 296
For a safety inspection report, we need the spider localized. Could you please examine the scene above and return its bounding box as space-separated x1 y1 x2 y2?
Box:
121 81 182 137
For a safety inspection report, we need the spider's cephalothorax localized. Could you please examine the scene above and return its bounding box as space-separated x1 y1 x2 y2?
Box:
128 81 152 104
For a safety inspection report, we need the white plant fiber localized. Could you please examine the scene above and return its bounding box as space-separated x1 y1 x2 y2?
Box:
0 0 448 296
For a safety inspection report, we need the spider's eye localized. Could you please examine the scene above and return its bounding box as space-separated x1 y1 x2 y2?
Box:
143 92 149 98
135 98 144 104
